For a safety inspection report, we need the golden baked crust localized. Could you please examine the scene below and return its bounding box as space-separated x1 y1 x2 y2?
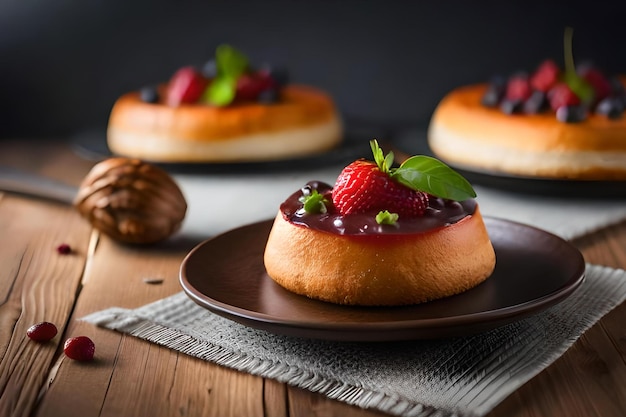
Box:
107 85 343 162
263 207 496 306
428 83 626 179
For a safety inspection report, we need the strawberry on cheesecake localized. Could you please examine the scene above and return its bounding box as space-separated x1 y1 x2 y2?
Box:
263 140 496 306
107 45 343 163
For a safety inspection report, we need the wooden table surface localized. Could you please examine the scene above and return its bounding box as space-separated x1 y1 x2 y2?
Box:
1 139 625 417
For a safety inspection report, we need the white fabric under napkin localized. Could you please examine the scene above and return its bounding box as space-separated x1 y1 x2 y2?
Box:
82 264 626 417
174 169 626 240
174 167 338 238
474 185 626 240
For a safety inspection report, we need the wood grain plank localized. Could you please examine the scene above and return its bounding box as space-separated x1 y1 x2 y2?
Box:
264 379 288 417
0 196 92 417
98 335 266 417
3 139 626 417
287 387 389 417
35 232 271 417
0 139 94 187
489 223 626 417
488 326 626 417
575 221 626 269
577 221 626 362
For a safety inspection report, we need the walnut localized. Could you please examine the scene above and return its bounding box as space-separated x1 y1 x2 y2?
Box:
74 158 187 244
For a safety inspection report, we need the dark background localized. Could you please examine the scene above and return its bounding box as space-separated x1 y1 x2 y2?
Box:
2 0 626 139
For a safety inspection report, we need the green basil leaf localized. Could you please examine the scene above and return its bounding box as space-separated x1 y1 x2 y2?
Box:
203 76 236 106
216 44 248 79
391 155 476 201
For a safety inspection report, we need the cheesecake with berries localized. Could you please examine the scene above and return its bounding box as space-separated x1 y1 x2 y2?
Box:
428 30 626 180
263 140 496 306
107 45 343 163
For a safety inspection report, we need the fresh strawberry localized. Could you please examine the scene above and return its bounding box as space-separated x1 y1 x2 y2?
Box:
166 67 208 106
330 140 476 216
530 59 561 92
505 74 532 101
547 83 580 111
331 159 428 217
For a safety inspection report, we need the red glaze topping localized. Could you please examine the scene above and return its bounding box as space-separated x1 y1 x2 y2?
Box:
280 181 476 236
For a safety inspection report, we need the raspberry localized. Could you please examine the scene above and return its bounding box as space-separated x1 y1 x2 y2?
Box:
530 60 561 92
235 72 276 101
63 336 95 361
56 243 71 254
505 75 532 101
166 67 208 106
579 67 612 103
548 83 580 111
27 322 58 342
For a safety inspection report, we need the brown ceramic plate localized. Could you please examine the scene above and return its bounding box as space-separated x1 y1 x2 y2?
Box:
179 218 585 341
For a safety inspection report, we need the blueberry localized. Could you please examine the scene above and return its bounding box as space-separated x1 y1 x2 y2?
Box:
481 75 506 107
607 77 626 107
257 88 280 104
499 99 523 114
201 59 218 78
481 88 502 107
523 90 548 114
139 86 159 103
556 105 587 123
608 76 625 96
268 67 290 87
259 64 290 87
596 97 624 119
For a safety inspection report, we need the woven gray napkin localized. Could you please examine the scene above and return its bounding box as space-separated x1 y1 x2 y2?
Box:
82 264 626 417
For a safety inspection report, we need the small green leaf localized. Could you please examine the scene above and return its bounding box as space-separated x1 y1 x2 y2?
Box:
201 45 250 107
391 155 476 201
563 71 594 104
215 44 249 79
376 210 399 225
562 27 594 104
370 140 386 171
384 152 395 171
203 76 237 107
299 190 328 214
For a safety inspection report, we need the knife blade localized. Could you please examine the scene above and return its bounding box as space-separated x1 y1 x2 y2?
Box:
0 165 78 205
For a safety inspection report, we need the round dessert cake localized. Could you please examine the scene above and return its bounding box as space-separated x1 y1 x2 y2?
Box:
107 45 343 163
263 141 496 306
428 58 626 180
